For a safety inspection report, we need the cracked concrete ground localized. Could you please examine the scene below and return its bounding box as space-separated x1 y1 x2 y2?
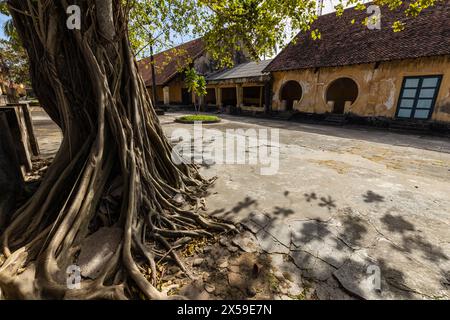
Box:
161 112 450 300
31 108 450 299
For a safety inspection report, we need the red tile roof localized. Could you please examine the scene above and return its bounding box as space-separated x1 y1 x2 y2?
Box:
138 38 205 86
265 1 450 72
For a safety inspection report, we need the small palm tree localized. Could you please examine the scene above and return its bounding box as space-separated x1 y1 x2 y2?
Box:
184 67 207 114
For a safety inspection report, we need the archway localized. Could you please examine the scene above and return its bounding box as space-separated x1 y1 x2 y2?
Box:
326 77 359 114
280 80 303 111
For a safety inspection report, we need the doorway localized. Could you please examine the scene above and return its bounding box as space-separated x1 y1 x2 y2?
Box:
326 77 358 114
280 80 303 111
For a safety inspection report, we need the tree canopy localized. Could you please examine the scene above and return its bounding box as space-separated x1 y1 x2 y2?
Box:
125 0 446 67
127 0 201 57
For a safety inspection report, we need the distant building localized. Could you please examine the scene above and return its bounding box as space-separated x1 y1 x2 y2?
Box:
205 60 273 114
264 1 450 124
138 38 249 106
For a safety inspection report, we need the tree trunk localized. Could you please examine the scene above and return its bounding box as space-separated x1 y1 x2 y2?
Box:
150 44 158 106
0 0 233 300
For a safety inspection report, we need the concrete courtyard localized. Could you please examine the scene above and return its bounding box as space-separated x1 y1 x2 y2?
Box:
32 109 450 299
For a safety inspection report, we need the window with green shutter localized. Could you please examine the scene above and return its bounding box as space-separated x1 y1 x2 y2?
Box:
396 75 442 120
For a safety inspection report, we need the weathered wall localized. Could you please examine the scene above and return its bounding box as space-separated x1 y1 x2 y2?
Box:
166 78 184 104
271 55 450 122
146 86 164 103
147 79 184 104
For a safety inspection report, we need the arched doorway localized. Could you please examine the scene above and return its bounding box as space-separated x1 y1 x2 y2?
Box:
326 77 358 114
280 80 302 111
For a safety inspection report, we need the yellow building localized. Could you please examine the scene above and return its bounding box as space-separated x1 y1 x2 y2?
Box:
264 2 450 125
138 38 250 107
138 39 205 106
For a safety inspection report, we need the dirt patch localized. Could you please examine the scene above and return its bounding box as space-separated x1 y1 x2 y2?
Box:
165 233 316 300
309 159 352 174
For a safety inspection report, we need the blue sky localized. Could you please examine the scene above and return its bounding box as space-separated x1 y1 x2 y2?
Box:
0 13 8 39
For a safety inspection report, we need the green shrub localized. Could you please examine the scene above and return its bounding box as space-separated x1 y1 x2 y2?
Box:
176 115 221 123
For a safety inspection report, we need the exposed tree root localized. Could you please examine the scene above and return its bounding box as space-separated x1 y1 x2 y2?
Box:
0 0 235 300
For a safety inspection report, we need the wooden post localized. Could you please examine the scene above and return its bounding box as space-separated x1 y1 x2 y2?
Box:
0 113 24 229
0 107 33 172
216 87 222 111
259 86 263 109
236 84 243 108
19 102 40 156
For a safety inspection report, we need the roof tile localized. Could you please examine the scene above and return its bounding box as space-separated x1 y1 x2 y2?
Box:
265 1 450 72
138 38 205 86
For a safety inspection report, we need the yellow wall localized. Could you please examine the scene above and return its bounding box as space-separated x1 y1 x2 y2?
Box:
166 78 184 104
147 82 185 104
271 55 450 122
147 86 164 103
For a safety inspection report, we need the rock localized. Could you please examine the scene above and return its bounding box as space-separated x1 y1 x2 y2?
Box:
227 245 239 253
173 193 185 205
315 277 355 300
289 250 335 282
270 254 300 283
255 230 290 254
78 227 122 279
218 260 229 269
246 286 257 297
219 238 229 247
274 294 292 300
192 258 204 267
179 280 211 300
204 284 216 293
273 270 285 282
241 212 273 234
232 231 260 253
206 257 215 267
228 272 246 290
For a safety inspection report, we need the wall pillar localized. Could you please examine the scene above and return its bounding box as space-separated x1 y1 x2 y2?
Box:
216 87 222 111
327 100 334 112
163 86 170 105
259 86 263 109
236 84 243 108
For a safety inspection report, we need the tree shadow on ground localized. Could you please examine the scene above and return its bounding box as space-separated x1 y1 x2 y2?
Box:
362 190 385 203
381 212 448 263
273 206 294 217
292 220 331 244
304 193 337 211
289 218 418 299
400 234 448 263
207 194 448 299
380 213 415 234
335 215 368 250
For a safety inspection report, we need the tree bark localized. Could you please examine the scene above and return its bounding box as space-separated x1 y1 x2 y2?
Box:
150 44 158 106
0 0 233 300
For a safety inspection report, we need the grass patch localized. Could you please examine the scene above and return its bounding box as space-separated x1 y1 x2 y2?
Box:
175 115 221 123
